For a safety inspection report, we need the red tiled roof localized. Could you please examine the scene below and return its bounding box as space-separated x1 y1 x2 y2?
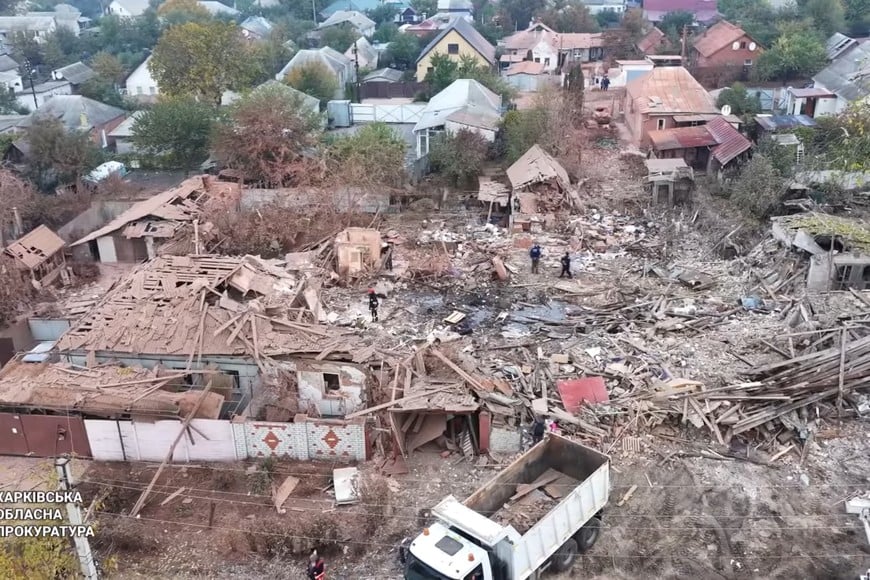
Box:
637 27 665 54
707 116 752 165
505 61 547 75
693 20 754 57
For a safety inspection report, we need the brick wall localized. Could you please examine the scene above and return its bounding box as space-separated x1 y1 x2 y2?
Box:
244 417 368 462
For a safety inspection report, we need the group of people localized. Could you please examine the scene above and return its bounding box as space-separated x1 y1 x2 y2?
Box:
594 75 611 91
530 244 573 278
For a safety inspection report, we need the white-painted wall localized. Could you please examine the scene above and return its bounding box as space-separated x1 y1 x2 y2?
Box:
125 56 159 98
15 82 71 111
85 419 242 461
295 362 367 417
96 235 117 263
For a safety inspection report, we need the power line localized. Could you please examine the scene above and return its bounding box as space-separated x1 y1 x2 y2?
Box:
92 509 870 557
81 476 865 519
80 479 866 531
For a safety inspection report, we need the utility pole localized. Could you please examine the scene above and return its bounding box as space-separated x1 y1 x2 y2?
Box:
55 458 99 580
680 23 688 60
352 40 360 103
22 58 38 110
311 0 317 23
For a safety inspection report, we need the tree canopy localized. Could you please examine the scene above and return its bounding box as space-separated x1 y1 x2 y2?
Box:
425 53 514 103
383 33 421 70
131 98 217 170
715 83 761 118
540 0 599 33
285 61 340 103
752 23 827 82
320 23 358 53
26 118 101 190
326 123 407 187
149 21 254 105
213 83 323 186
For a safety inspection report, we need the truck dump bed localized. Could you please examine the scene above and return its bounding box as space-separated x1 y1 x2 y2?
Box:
462 435 609 578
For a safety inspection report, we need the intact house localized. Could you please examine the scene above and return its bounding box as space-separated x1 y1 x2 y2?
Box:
580 0 626 15
3 225 66 287
643 0 719 25
798 37 870 118
437 0 473 15
69 175 239 263
17 95 125 148
240 16 274 42
0 16 57 44
276 48 355 99
499 21 604 74
197 1 241 17
14 79 71 111
772 213 870 292
504 61 555 92
691 20 762 71
105 0 150 17
125 55 159 100
318 10 376 38
623 66 720 146
345 36 379 70
106 110 142 155
413 78 501 158
415 18 495 82
647 116 752 174
25 6 82 36
636 27 670 56
51 61 95 93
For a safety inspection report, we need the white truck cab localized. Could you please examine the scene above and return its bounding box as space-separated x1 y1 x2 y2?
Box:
405 522 491 580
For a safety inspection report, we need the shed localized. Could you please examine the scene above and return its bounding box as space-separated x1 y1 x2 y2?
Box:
506 144 569 191
3 225 67 286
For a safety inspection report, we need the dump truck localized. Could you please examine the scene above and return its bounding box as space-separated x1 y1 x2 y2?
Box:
401 435 610 580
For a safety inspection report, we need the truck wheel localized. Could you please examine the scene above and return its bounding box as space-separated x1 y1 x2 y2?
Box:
550 538 577 572
575 517 601 553
398 537 411 564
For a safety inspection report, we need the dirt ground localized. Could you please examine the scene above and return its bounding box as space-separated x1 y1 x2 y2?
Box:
52 418 867 579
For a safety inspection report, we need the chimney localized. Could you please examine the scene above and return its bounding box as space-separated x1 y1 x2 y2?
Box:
11 207 23 239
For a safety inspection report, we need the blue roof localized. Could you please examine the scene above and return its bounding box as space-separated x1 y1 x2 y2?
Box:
754 114 817 132
320 0 380 18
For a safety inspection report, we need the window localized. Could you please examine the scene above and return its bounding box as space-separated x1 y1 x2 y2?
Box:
544 57 550 66
447 43 459 55
323 373 340 391
149 86 156 95
744 59 753 66
740 41 747 49
136 86 143 95
427 66 434 73
836 265 853 289
534 57 540 63
657 118 666 130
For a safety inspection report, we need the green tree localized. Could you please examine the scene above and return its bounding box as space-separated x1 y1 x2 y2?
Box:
715 83 761 118
373 22 400 43
327 122 407 186
429 129 490 186
384 32 421 70
498 0 546 31
0 89 29 115
320 22 358 53
540 0 599 32
285 61 340 103
132 98 216 170
411 0 436 17
90 51 125 84
500 107 548 163
843 0 870 35
800 0 845 37
212 82 323 186
753 23 827 82
157 0 214 25
249 28 293 83
367 4 400 25
596 8 621 28
730 155 787 218
25 117 102 190
622 7 645 41
42 28 82 69
660 10 694 44
820 102 870 170
79 79 127 108
149 21 254 105
9 32 44 68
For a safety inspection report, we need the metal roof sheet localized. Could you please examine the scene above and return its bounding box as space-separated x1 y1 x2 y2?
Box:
707 116 752 165
648 125 718 150
693 19 753 57
626 66 717 115
813 39 870 102
755 114 817 131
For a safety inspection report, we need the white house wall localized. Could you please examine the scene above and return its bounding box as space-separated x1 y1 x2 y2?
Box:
95 235 117 263
15 82 72 111
444 121 496 142
84 419 242 461
286 360 367 417
125 59 159 97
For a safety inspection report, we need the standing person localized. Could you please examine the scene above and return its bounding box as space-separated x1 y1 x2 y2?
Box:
529 243 542 274
308 550 325 580
559 252 572 278
368 289 379 322
601 75 610 91
532 416 546 446
381 242 393 271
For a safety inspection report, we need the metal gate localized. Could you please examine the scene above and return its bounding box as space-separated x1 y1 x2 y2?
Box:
0 413 92 458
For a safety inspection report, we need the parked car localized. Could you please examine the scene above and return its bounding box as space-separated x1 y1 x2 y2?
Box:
84 161 127 183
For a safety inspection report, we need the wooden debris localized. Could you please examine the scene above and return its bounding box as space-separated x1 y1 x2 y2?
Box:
617 484 638 507
159 487 186 506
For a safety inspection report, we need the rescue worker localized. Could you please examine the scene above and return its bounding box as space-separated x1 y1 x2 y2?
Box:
559 252 572 278
308 550 325 580
368 288 379 322
532 416 546 446
529 243 542 274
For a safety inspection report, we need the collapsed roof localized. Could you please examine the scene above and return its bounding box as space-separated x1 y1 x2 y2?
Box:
506 144 569 191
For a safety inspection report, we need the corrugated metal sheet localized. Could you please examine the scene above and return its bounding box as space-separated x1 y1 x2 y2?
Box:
707 117 753 166
28 318 71 342
755 114 817 131
626 66 718 115
648 125 718 151
85 419 242 462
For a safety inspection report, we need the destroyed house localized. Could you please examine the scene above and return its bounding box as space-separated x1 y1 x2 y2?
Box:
772 213 870 292
54 254 374 419
3 225 66 286
497 144 573 232
70 175 239 263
